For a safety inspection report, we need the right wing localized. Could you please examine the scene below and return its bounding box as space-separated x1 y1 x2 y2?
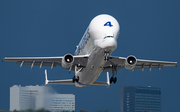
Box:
103 56 177 72
3 55 89 70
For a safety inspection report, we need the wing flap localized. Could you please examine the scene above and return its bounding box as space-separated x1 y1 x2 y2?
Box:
3 57 62 62
16 61 57 67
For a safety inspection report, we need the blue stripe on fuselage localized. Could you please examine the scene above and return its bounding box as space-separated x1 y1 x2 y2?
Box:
74 28 90 55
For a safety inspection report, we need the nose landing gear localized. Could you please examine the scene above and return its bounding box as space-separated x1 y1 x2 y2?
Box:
104 51 110 61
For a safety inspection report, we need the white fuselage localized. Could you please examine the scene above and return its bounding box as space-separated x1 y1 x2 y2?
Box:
74 14 120 87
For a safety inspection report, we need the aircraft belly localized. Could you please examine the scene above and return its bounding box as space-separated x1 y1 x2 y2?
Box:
76 47 105 87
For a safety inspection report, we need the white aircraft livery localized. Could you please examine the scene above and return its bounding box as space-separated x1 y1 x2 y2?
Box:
3 14 177 88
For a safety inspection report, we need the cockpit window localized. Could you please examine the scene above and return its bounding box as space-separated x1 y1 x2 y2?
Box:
103 36 114 39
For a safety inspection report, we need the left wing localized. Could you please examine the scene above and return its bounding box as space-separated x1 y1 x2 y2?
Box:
103 56 177 72
3 55 89 70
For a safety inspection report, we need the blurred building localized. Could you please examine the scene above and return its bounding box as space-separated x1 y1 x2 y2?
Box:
10 85 75 111
123 86 161 112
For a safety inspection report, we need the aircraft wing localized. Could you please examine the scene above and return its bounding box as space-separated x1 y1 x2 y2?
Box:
103 56 177 72
3 55 89 69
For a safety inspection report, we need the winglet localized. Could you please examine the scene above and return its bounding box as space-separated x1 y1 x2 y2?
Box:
45 69 49 86
107 72 110 88
2 57 6 62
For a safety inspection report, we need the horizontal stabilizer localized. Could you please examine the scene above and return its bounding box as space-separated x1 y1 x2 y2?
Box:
44 69 110 88
91 72 110 88
45 69 74 86
91 81 109 87
47 79 74 85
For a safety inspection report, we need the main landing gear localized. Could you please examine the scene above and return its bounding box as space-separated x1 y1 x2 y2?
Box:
73 76 79 83
104 51 117 84
72 65 79 83
110 77 117 84
110 66 117 84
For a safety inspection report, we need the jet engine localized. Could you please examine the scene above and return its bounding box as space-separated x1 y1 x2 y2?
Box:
62 54 74 69
125 55 137 70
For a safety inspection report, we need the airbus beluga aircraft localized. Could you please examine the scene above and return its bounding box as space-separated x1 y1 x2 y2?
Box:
3 14 177 88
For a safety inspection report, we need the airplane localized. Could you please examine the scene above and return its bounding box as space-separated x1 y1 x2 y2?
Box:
3 14 177 88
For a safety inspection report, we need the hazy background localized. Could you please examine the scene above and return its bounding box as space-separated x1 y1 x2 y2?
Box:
0 0 180 112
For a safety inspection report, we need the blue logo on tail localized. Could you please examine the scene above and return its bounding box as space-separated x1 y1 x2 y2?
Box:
104 21 113 27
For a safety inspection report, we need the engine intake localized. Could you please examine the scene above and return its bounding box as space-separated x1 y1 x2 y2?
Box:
62 54 74 69
125 55 137 70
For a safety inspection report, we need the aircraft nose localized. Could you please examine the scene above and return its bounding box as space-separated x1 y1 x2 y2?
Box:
104 37 117 49
95 37 117 51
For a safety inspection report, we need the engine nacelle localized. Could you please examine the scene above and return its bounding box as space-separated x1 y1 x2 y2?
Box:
61 54 74 69
125 55 137 70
